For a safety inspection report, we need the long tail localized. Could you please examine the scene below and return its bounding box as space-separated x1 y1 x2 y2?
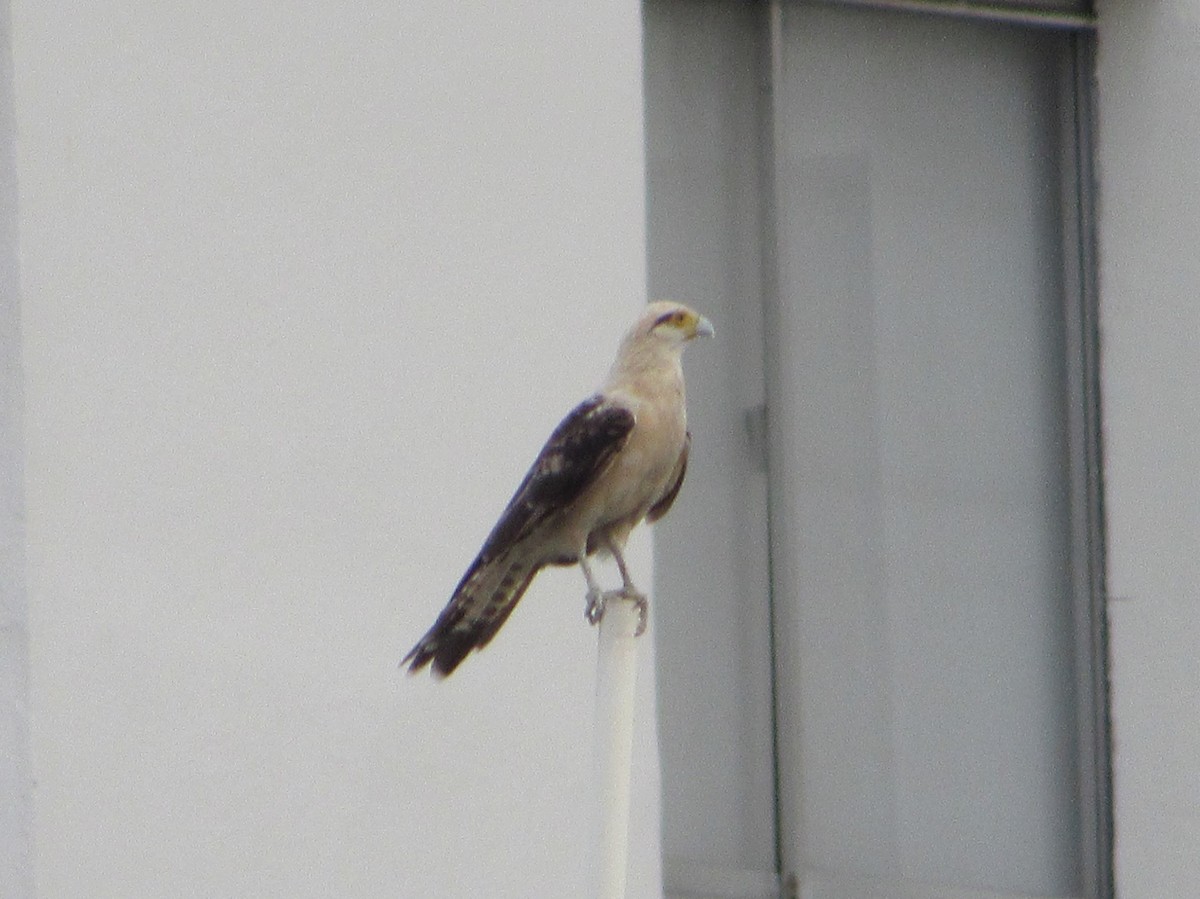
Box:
403 557 539 678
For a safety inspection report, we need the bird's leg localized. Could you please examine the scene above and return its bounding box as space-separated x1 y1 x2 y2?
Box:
580 554 606 627
604 538 648 637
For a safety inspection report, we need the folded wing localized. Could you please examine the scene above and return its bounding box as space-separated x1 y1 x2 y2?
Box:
403 396 636 677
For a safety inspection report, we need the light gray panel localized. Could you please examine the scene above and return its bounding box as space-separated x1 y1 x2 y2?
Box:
645 3 1091 897
644 0 778 882
771 5 1081 897
0 0 32 892
771 155 900 878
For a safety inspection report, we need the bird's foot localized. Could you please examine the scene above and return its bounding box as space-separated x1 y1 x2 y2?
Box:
585 589 606 627
586 588 648 637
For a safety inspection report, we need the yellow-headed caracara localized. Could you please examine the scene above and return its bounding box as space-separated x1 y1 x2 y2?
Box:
403 301 714 678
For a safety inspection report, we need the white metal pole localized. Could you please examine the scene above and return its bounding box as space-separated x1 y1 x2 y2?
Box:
594 592 642 899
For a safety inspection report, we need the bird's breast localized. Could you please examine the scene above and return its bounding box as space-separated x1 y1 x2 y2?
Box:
587 399 686 522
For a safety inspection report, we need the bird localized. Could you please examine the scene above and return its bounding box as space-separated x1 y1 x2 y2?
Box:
403 301 714 678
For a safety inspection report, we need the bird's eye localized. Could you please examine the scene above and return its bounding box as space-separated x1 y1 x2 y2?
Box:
654 309 689 330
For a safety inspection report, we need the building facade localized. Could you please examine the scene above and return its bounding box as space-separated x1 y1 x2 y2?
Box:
1 1 1196 897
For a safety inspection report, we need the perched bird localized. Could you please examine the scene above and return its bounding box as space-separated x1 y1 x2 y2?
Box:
403 301 714 678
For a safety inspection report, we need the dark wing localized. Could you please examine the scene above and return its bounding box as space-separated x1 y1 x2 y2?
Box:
474 394 636 563
646 430 689 523
403 395 635 677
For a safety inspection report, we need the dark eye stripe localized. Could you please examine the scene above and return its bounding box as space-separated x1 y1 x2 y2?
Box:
653 310 680 327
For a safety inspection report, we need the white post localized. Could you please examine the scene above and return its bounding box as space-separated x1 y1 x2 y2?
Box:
594 592 642 899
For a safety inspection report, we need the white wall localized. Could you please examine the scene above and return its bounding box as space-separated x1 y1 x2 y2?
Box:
1096 1 1200 895
0 0 31 892
11 2 660 897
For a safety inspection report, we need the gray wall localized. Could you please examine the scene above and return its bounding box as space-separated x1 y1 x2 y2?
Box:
1097 1 1200 895
9 2 661 897
0 0 30 892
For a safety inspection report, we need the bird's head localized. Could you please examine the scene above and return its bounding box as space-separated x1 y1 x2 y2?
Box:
606 300 714 388
638 300 715 347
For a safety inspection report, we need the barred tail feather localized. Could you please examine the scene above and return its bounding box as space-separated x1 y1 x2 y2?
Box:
403 559 539 678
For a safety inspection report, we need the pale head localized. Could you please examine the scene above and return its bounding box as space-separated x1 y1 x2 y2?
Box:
606 300 714 390
630 300 715 347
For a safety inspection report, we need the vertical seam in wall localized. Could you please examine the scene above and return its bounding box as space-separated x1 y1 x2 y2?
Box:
1073 31 1115 899
1060 28 1113 899
757 0 787 886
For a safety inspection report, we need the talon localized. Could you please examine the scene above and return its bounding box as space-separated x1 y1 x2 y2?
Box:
585 590 606 626
632 594 648 636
